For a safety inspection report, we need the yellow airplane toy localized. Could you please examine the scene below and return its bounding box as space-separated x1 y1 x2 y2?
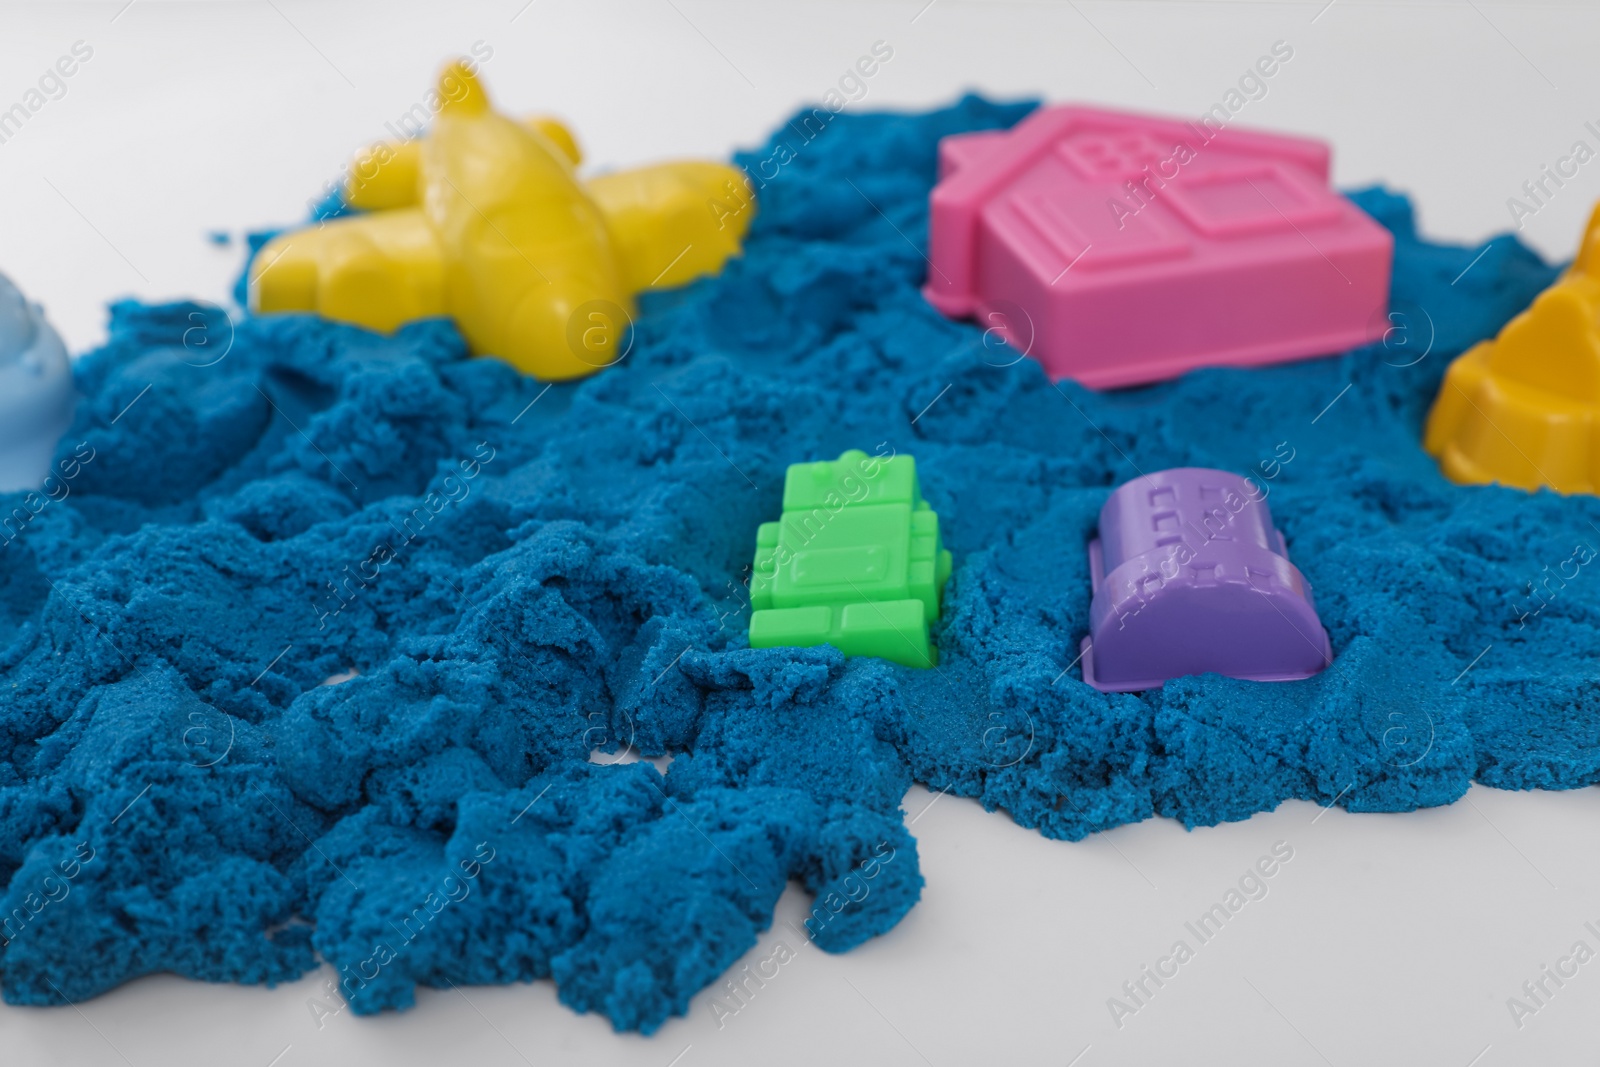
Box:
1425 201 1600 495
250 61 755 380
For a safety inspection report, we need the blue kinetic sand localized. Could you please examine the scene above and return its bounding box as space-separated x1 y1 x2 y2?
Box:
0 96 1588 1033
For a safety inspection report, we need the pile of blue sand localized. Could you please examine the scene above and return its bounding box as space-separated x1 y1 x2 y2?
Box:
0 96 1590 1032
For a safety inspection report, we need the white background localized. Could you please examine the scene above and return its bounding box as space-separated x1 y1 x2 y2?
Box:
3 1 1600 1064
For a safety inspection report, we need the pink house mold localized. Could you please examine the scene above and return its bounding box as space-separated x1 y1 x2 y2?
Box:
923 105 1393 389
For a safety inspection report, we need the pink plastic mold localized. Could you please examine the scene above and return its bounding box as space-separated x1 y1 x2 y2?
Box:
924 105 1393 389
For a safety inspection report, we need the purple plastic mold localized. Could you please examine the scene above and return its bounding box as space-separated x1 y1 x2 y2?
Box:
1080 467 1332 692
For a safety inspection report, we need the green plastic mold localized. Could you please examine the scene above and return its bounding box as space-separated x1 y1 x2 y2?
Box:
748 449 953 667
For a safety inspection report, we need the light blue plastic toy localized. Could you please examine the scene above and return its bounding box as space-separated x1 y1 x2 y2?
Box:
0 273 75 492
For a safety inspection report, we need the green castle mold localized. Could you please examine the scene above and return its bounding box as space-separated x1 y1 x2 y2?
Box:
748 449 952 667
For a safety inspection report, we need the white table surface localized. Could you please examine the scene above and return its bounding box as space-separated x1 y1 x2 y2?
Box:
3 2 1599 1064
